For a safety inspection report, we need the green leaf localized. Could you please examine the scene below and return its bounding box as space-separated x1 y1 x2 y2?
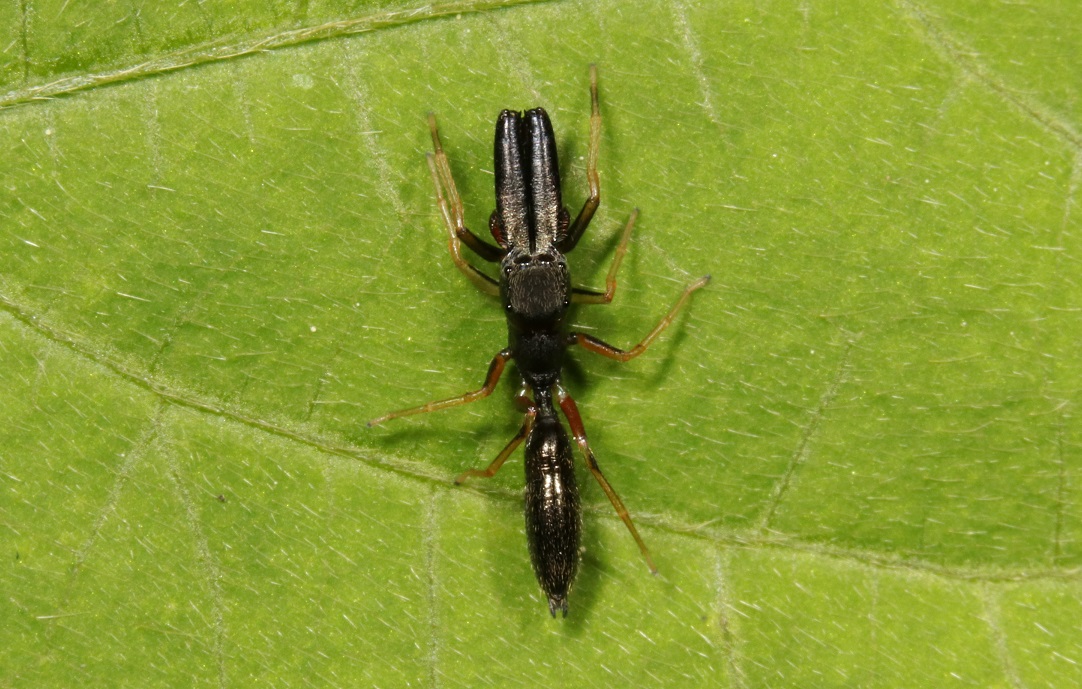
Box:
2 0 1080 686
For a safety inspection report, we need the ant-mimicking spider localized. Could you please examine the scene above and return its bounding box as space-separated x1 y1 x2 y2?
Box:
369 66 709 617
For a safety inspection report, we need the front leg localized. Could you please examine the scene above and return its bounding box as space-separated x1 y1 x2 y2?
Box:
558 64 601 254
426 114 504 296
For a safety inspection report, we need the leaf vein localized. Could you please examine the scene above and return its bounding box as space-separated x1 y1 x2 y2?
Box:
979 583 1027 689
164 417 229 689
896 0 1082 152
0 0 556 109
3 293 1080 584
753 334 859 535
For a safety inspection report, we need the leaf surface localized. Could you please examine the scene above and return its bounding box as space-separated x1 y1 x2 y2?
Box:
2 1 1080 686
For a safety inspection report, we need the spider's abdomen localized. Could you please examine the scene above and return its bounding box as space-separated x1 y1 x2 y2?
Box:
523 414 581 617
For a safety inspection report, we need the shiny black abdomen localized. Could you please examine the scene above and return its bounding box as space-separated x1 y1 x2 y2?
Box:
523 414 580 616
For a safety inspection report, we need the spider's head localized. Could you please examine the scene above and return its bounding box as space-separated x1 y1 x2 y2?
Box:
500 249 570 327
